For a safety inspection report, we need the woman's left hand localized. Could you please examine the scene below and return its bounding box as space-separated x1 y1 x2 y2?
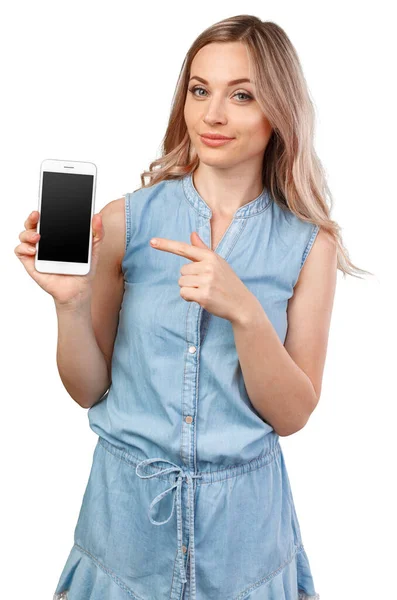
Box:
149 231 257 323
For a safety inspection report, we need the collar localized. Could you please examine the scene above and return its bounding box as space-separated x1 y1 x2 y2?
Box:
181 170 271 219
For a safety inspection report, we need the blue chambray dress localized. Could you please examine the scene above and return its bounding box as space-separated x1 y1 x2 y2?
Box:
53 171 321 600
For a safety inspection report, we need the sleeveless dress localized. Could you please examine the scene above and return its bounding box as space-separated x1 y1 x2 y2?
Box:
53 171 321 600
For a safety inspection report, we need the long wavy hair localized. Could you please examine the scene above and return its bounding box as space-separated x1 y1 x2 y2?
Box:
135 15 372 280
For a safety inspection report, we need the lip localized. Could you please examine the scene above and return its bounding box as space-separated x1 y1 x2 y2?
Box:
200 133 234 140
200 135 234 147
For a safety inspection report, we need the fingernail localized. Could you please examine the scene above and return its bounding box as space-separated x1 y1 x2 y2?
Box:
150 238 158 246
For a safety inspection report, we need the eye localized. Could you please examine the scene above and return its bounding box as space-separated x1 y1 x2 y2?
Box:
188 86 253 102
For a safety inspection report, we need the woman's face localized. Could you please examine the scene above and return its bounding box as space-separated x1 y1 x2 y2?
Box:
184 42 273 168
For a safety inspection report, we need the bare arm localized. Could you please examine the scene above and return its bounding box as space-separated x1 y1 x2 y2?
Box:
55 198 126 409
231 228 337 436
55 300 111 409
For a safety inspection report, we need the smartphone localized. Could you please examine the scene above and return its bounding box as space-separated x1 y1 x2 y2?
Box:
35 158 97 275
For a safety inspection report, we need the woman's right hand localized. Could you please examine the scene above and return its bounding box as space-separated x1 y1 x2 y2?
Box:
14 210 105 308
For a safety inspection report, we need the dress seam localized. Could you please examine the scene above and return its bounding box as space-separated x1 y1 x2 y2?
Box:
232 543 304 600
72 542 146 600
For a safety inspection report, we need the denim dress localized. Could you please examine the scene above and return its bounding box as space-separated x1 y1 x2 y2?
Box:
53 171 321 600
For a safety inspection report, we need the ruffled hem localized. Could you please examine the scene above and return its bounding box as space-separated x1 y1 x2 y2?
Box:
53 543 320 600
236 545 320 599
52 544 138 600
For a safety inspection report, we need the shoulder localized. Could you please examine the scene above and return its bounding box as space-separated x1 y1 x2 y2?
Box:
101 197 125 215
124 179 183 241
306 225 338 273
295 225 337 292
302 225 337 264
310 226 337 255
99 197 127 273
127 178 178 207
97 180 180 273
272 205 336 286
271 205 322 260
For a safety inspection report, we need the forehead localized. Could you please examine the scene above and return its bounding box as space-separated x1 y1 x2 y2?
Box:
190 42 252 82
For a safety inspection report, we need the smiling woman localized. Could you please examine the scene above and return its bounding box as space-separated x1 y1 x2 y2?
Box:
52 14 372 600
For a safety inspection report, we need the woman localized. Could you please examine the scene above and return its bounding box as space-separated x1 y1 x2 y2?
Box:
16 15 371 600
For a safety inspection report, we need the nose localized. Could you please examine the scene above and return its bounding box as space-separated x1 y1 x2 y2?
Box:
202 96 228 126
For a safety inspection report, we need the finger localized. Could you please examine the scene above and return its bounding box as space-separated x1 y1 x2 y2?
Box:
150 238 204 261
180 261 204 276
23 210 39 231
19 229 40 243
14 242 41 281
14 241 37 258
178 274 201 288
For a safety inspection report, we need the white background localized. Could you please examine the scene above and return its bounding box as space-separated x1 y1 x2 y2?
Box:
2 1 395 598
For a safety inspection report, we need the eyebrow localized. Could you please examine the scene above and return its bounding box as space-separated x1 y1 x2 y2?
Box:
189 75 252 86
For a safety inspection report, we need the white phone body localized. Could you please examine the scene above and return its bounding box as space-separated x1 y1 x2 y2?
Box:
35 158 97 275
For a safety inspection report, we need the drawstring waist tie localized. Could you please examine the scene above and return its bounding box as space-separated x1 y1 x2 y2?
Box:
135 457 203 599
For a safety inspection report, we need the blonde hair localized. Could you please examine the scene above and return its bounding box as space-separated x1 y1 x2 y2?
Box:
135 15 372 280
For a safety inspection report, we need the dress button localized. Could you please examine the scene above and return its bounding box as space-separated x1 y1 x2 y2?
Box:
188 345 196 354
185 416 193 423
182 545 187 554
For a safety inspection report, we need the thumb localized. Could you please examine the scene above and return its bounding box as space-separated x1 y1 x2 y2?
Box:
92 213 104 242
91 213 104 263
190 231 209 249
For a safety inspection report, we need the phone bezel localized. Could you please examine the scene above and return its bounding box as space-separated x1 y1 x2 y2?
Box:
35 158 97 275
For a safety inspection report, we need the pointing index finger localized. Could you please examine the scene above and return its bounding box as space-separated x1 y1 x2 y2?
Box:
150 238 205 261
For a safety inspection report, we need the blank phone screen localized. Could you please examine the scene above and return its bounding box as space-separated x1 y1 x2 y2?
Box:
38 171 94 263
